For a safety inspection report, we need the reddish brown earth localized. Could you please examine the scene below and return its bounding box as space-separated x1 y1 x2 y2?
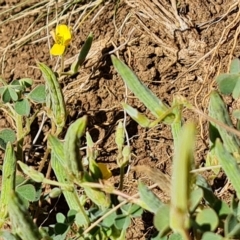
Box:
0 0 240 239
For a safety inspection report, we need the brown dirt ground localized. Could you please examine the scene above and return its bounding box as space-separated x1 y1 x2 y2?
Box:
0 0 240 239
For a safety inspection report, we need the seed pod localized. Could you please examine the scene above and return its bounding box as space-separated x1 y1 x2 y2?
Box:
64 116 87 179
49 187 62 199
38 62 66 135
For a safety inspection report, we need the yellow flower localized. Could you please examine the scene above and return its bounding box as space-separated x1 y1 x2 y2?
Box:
50 24 72 56
97 163 112 180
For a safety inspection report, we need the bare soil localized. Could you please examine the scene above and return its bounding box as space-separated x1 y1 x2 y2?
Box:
0 0 240 239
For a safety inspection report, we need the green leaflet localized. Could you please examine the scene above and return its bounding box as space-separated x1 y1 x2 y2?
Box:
70 32 93 74
51 152 89 227
0 142 16 227
111 55 174 123
64 116 88 179
48 134 65 167
38 62 66 135
215 139 240 198
209 91 240 159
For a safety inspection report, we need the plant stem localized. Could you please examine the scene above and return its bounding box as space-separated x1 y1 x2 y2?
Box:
38 148 50 172
119 166 124 190
15 113 24 161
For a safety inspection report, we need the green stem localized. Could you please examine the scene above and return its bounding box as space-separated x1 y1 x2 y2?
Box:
119 166 124 190
15 113 24 161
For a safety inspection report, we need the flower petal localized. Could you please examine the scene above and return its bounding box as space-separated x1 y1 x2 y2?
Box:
56 24 71 44
97 163 112 180
50 44 65 56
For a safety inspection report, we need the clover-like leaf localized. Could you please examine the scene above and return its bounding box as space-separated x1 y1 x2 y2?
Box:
56 212 66 223
28 85 46 103
2 87 11 103
154 204 170 237
121 203 143 217
0 129 16 150
216 73 239 95
16 184 36 202
102 211 117 228
14 99 30 116
10 80 25 93
54 223 69 236
19 78 33 88
8 87 18 101
195 208 219 232
115 214 131 231
230 58 240 74
67 209 77 224
189 188 203 213
202 232 223 240
224 214 240 238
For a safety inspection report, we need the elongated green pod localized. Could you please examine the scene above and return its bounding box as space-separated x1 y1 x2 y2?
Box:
215 139 240 198
122 145 131 167
64 116 87 179
49 187 62 198
86 132 102 180
209 91 240 158
71 32 93 73
0 142 16 226
170 122 196 239
111 55 174 123
38 62 66 135
51 152 89 226
115 121 125 151
8 191 43 240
